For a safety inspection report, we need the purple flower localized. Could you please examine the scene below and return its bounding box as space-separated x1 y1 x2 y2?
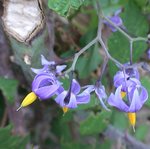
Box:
104 10 123 32
32 73 62 100
114 70 140 92
108 68 148 112
55 79 90 109
84 81 110 111
108 16 123 32
31 55 66 75
107 85 148 112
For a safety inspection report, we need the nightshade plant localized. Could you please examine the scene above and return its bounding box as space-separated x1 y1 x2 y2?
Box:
17 2 149 132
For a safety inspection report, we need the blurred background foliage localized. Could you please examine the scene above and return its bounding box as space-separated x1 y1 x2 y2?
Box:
0 0 150 148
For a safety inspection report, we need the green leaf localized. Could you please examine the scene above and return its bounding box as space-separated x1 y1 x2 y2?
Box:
48 0 86 17
51 111 72 140
134 0 150 14
121 1 149 37
111 110 128 131
76 43 102 78
108 32 129 78
79 111 111 135
59 78 70 90
99 0 126 16
76 29 101 78
0 125 29 149
134 124 149 141
108 34 147 64
61 111 73 123
108 32 129 63
0 77 18 103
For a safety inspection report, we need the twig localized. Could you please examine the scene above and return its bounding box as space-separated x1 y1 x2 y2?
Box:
65 37 98 73
102 16 147 43
129 40 133 65
97 56 108 81
95 5 123 68
98 37 123 68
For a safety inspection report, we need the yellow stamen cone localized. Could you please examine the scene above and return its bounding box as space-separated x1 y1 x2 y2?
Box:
127 112 136 132
62 107 69 114
121 91 126 98
17 92 37 111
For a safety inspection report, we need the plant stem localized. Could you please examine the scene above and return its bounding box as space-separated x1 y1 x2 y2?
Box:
130 41 133 65
96 8 123 68
65 1 147 75
102 15 147 43
97 56 108 82
98 38 123 68
65 37 98 74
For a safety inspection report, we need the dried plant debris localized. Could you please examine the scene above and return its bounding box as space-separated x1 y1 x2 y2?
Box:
2 0 44 42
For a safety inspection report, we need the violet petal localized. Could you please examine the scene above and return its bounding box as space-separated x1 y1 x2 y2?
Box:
67 93 78 108
41 55 55 65
83 85 95 93
35 84 59 99
95 85 107 99
76 91 90 104
32 73 56 90
55 91 77 108
71 79 81 94
128 88 142 112
95 88 110 111
107 86 129 112
55 91 67 107
139 86 148 104
56 65 67 74
31 65 49 74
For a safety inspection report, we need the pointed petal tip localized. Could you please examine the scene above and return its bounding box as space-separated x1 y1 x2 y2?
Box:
16 106 22 111
62 107 69 114
127 112 136 132
132 125 135 133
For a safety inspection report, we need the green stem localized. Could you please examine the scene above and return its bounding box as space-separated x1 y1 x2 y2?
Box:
65 37 98 74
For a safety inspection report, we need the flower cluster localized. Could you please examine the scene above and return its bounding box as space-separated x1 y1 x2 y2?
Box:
107 66 148 130
18 55 149 130
17 55 91 113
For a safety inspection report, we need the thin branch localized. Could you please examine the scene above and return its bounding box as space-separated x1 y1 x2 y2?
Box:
102 16 147 43
64 0 147 74
129 40 133 65
65 37 98 74
95 1 124 69
97 56 108 81
98 38 123 68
